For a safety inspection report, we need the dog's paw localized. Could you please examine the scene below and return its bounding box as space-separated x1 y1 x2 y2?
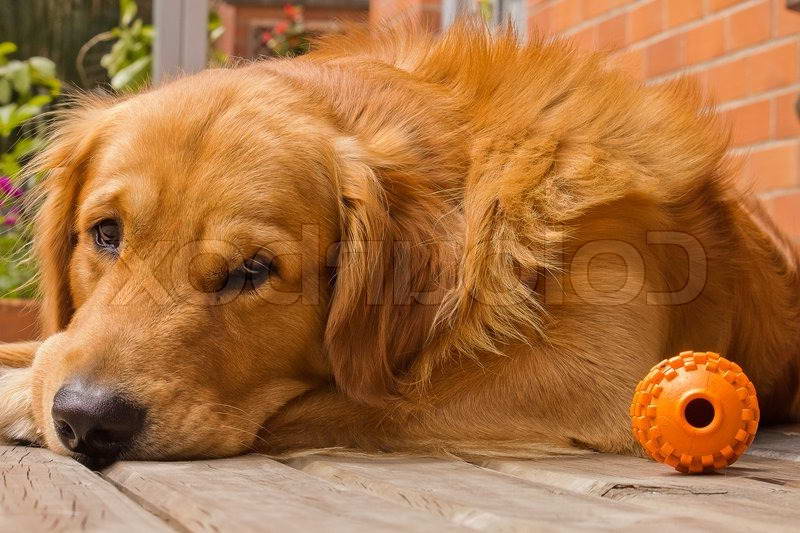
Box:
0 366 38 444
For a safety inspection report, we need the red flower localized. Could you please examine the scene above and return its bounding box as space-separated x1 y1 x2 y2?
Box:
273 21 289 35
261 31 273 44
283 4 300 19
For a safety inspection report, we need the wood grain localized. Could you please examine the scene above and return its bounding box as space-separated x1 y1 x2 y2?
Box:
1 424 797 530
481 449 800 531
749 424 800 462
104 454 466 532
287 455 722 531
0 446 170 532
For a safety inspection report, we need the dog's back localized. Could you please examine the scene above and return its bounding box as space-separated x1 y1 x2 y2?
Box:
294 22 800 453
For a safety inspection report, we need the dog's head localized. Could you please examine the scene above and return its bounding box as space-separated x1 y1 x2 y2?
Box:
29 63 463 464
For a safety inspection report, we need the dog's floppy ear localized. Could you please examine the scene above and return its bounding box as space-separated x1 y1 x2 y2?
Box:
30 97 112 334
325 139 459 405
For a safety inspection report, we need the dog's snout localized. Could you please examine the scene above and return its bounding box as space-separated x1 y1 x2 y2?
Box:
51 381 146 460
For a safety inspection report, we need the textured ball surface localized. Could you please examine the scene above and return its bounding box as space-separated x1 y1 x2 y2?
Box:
630 351 759 473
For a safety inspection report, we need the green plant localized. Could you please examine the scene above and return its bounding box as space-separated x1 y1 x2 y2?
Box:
0 43 58 298
79 0 226 92
77 0 153 91
208 9 227 67
0 136 41 179
257 4 311 58
100 0 154 91
0 230 36 299
0 42 60 144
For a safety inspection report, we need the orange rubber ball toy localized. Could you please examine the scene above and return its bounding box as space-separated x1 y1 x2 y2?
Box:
630 351 759 473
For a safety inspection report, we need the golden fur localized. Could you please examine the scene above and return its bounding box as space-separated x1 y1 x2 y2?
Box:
1 22 799 460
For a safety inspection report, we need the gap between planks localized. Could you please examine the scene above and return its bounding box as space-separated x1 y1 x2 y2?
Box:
0 424 797 532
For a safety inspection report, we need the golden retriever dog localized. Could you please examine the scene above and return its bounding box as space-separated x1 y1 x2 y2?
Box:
1 22 799 468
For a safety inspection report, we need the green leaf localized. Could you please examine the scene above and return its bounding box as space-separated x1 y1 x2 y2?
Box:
43 77 61 97
0 152 20 176
24 94 52 108
28 56 56 78
0 78 10 104
0 104 17 136
0 232 38 299
0 42 17 56
209 25 225 43
0 96 50 136
110 55 151 91
10 62 31 95
120 0 138 26
8 103 44 130
0 42 17 64
11 136 42 160
102 40 128 75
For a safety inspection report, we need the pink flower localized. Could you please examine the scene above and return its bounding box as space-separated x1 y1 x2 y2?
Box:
3 206 19 227
0 176 22 198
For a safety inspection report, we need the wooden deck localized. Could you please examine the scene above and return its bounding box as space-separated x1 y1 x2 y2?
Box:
1 425 798 532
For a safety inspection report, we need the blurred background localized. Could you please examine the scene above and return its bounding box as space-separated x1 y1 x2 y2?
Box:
1 0 799 341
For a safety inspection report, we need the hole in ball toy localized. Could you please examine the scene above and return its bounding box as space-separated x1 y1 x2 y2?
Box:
684 397 715 428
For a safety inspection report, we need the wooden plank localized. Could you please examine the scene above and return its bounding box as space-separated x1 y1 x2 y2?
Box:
480 451 800 532
287 455 722 531
104 455 466 532
748 424 800 462
0 446 171 532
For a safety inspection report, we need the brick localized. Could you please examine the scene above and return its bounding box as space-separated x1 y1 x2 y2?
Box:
597 13 628 50
741 143 800 192
530 4 553 35
764 189 800 241
721 99 772 146
709 0 741 12
686 19 726 65
628 0 664 43
726 1 771 51
570 25 598 51
746 42 800 95
689 69 710 93
775 0 800 36
667 0 704 28
372 0 431 25
705 58 749 103
581 0 626 20
612 48 647 79
776 91 800 138
646 34 684 77
551 0 582 32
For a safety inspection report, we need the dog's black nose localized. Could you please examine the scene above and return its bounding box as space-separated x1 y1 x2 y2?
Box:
52 382 146 460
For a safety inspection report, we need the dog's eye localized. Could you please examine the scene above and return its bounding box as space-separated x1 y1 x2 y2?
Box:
226 255 273 292
92 219 122 253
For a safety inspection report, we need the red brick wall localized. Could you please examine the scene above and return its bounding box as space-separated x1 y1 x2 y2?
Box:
368 0 800 242
528 0 800 241
370 0 443 28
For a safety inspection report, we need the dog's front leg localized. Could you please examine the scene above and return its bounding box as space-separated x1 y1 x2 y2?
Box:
0 341 39 444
